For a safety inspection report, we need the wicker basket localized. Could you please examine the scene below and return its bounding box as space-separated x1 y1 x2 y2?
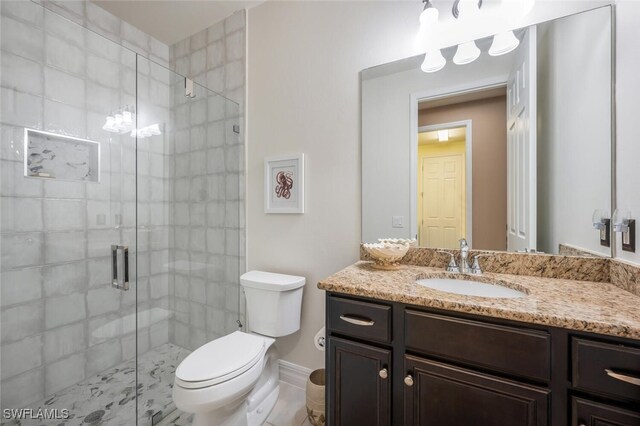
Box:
306 369 326 426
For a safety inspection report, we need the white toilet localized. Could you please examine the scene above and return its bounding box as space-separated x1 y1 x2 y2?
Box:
172 270 306 426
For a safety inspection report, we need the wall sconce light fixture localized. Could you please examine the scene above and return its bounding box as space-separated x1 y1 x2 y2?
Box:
103 106 135 134
130 123 163 139
613 209 636 252
592 209 610 247
419 0 533 73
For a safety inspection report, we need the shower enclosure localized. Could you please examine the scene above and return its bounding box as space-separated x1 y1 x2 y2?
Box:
1 2 243 424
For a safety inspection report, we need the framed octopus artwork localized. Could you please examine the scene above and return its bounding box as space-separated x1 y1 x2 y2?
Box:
264 154 305 213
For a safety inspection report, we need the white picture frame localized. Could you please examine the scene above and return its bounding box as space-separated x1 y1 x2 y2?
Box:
264 154 305 214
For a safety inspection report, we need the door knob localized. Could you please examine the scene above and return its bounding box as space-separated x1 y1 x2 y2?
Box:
379 368 388 379
404 374 414 386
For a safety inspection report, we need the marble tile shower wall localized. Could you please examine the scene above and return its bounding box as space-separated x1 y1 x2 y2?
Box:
169 11 246 350
0 1 172 409
37 0 170 67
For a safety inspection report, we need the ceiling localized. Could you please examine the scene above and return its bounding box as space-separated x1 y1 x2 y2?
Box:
92 0 261 45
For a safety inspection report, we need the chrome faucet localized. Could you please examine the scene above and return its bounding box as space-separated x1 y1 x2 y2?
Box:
458 238 470 274
437 250 460 273
438 238 472 274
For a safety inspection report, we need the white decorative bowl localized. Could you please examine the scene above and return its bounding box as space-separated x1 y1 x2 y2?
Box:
377 238 418 247
363 242 410 270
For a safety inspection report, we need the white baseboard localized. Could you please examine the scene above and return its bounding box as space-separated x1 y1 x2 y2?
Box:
278 360 313 389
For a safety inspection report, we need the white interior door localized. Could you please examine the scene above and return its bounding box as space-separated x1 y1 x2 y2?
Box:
507 27 537 252
421 154 464 249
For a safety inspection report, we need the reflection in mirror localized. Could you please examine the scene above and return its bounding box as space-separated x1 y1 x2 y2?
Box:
361 6 613 257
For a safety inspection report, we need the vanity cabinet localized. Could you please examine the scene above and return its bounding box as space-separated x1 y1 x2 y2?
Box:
326 296 393 425
404 355 550 425
325 293 640 426
327 337 391 425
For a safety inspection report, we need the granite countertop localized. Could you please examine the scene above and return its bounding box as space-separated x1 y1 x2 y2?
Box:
318 261 640 340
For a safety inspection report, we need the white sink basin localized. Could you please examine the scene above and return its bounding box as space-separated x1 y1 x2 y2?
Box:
416 278 527 299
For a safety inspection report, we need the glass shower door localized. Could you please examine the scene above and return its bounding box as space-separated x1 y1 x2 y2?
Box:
0 2 139 424
135 56 243 424
0 1 243 422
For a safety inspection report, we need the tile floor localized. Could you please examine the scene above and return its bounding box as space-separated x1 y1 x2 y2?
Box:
1 343 190 426
159 381 313 426
265 382 313 426
2 342 315 426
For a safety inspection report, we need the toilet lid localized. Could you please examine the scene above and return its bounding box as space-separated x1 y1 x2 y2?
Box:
175 331 265 388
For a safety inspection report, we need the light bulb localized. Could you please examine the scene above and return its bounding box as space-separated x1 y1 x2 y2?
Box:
419 1 438 27
613 209 632 232
489 31 520 56
453 41 481 65
123 110 133 125
147 124 162 136
102 116 119 133
437 130 449 142
455 0 480 19
421 49 446 73
114 113 124 130
592 209 609 229
121 111 134 132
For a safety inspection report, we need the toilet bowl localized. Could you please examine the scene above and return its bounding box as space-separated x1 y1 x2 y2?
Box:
172 271 305 425
172 331 278 426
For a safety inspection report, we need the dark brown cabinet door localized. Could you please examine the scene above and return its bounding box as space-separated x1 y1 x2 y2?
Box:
404 355 550 426
327 337 391 426
572 397 640 426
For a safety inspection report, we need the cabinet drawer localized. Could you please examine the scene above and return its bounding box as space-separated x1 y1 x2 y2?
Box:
572 337 640 403
327 296 391 344
572 397 640 426
406 310 551 382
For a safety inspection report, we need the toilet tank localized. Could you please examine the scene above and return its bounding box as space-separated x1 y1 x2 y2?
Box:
240 271 305 337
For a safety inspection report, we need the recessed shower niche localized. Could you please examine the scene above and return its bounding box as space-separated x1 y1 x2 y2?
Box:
24 128 100 182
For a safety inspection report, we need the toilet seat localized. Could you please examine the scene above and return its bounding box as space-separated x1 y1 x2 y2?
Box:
175 331 266 390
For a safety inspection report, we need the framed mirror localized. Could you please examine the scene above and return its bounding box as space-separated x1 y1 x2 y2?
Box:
361 6 614 257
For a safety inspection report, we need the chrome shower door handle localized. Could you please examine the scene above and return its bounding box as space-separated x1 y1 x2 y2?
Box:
111 244 129 291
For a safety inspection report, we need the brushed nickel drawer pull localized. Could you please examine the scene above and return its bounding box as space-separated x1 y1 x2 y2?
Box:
605 369 640 386
339 315 375 326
